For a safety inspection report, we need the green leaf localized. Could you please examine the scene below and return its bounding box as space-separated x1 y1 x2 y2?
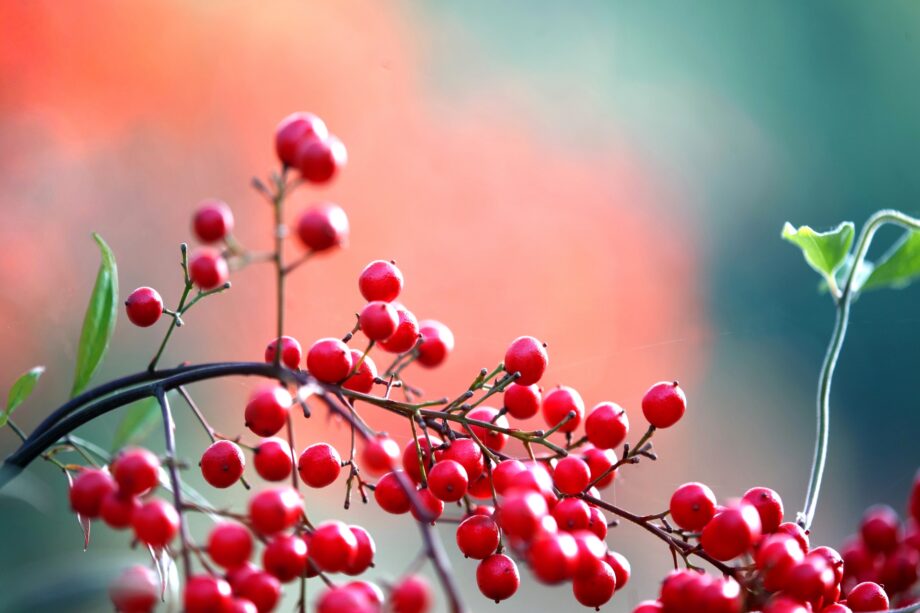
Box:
0 366 45 427
70 234 118 397
782 222 855 288
111 396 161 452
862 230 920 291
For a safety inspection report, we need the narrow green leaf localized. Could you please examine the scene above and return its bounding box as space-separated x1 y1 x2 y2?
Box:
111 396 161 452
0 366 45 427
862 230 920 291
782 222 855 286
70 234 118 397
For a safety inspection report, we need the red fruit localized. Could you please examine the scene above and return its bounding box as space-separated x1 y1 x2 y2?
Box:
584 401 629 450
456 515 500 559
572 559 616 608
200 440 245 489
410 486 445 523
374 471 412 514
262 534 308 582
188 247 229 291
700 576 743 613
860 504 901 553
503 383 541 420
109 565 158 613
344 525 376 575
112 448 160 497
498 490 548 540
358 260 404 303
669 482 717 531
295 134 347 184
476 554 520 604
183 575 233 613
743 486 784 533
207 522 252 569
264 336 302 370
700 501 762 561
466 406 510 451
427 459 468 502
316 586 376 613
570 530 607 577
756 533 805 592
310 520 358 573
641 381 686 428
378 305 420 354
390 575 432 613
504 336 548 385
401 436 441 484
528 531 578 584
847 581 889 611
345 580 384 606
879 545 919 593
434 438 484 481
359 434 400 476
307 338 354 384
192 199 234 243
125 287 163 328
416 320 454 368
342 350 377 394
762 595 811 613
244 385 292 437
100 491 140 529
297 442 341 488
553 456 591 495
359 301 399 342
275 112 328 167
605 550 631 591
253 438 293 482
492 459 527 494
552 497 591 532
69 468 116 518
582 446 618 489
822 605 853 613
588 506 609 540
776 521 811 552
296 203 349 252
228 599 258 613
810 545 844 583
132 499 180 547
633 602 664 613
785 556 835 604
235 570 281 613
248 487 302 535
542 386 585 433
660 569 705 612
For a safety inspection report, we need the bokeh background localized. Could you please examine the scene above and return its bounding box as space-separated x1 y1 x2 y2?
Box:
1 1 919 611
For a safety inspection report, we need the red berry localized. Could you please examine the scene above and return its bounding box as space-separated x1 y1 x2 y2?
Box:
552 497 591 532
262 533 308 582
248 487 302 535
253 438 293 482
467 406 510 451
316 586 376 613
192 199 234 244
605 550 631 591
427 459 469 502
188 247 229 291
402 436 442 484
207 522 252 569
633 601 665 613
416 320 455 368
879 545 919 593
310 520 359 573
700 501 762 561
264 336 302 370
358 260 403 303
125 287 163 328
307 338 354 383
456 514 500 559
641 381 686 428
776 521 810 552
345 580 384 606
100 491 140 529
112 448 160 497
582 446 618 489
235 570 281 613
700 576 743 613
588 506 608 540
492 459 527 494
200 440 245 489
244 385 292 437
132 499 180 547
360 434 400 476
503 383 541 420
275 112 328 167
570 530 607 577
359 301 399 341
296 203 349 252
822 605 853 613
542 386 585 433
298 442 341 488
762 596 811 613
669 482 717 531
374 470 412 514
553 456 591 495
498 490 548 540
528 531 578 584
109 565 158 613
476 554 520 603
69 468 116 518
342 350 377 393
295 133 347 183
228 599 258 613
183 575 233 613
847 581 889 611
572 559 616 608
410 486 445 523
344 525 375 575
860 504 901 553
378 305 420 354
585 401 629 450
390 575 432 613
742 486 784 533
785 555 835 604
504 336 548 385
434 438 484 481
756 533 805 592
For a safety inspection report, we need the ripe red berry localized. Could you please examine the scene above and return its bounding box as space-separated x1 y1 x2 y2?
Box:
207 522 253 569
761 596 811 613
310 520 359 573
295 134 347 183
410 486 445 523
275 112 328 166
374 470 412 514
359 301 400 341
316 586 376 613
244 385 292 437
784 555 835 604
264 336 302 370
572 559 616 608
200 440 245 489
434 438 484 481
669 482 717 531
582 446 618 489
377 305 420 354
570 530 607 577
401 436 442 484
585 401 629 450
359 434 400 476
860 504 901 553
456 514 500 559
298 442 342 488
100 491 140 529
253 438 293 482
69 468 116 518
847 581 889 611
192 199 234 244
588 506 608 540
879 545 919 593
467 406 510 451
248 487 302 535
125 287 163 328
503 383 541 420
358 260 403 302
641 381 686 428
605 550 631 591
296 203 349 252
776 521 810 552
553 456 591 495
492 459 527 494
528 531 578 584
552 497 591 532
188 247 229 291
112 448 161 496
228 598 258 613
476 554 520 603
634 601 665 613
344 525 376 575
427 459 469 502
542 386 585 433
498 490 548 540
132 499 180 547
700 501 762 561
262 534 308 582
235 570 281 613
503 336 548 385
342 350 377 394
109 565 158 613
416 320 455 368
755 533 805 592
742 486 784 533
390 575 432 613
183 575 233 613
307 338 354 383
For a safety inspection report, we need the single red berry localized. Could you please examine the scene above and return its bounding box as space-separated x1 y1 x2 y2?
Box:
466 406 510 451
700 576 743 613
572 559 616 608
427 459 469 502
378 305 420 354
253 438 293 482
359 301 399 341
132 498 180 547
742 486 784 533
585 401 629 450
244 385 292 437
228 598 258 613
605 550 631 591
416 320 454 368
700 501 762 561
112 448 161 497
552 497 591 532
542 386 585 433
761 596 811 613
207 522 252 569
110 564 158 613
477 554 520 603
776 521 810 552
296 203 349 252
200 440 245 489
275 112 328 166
570 530 607 577
659 569 704 611
262 534 308 583
248 487 302 535
297 442 342 488
528 531 578 584
633 601 665 613
860 504 901 553
295 133 347 183
343 525 375 575
822 605 854 613
497 490 548 541
344 580 384 606
69 468 116 518
641 381 686 428
307 338 354 383
553 456 591 495
456 514 500 559
188 247 229 291
264 336 302 370
125 287 163 328
847 581 889 611
785 555 835 604
401 435 442 484
588 506 608 540
492 459 527 494
503 383 541 420
390 575 432 613
669 482 718 531
582 446 618 489
358 260 403 302
192 199 234 244
503 336 548 385
183 575 233 613
512 461 556 500
434 438 484 481
359 434 400 476
235 570 281 613
374 470 412 514
410 486 445 523
310 520 359 573
316 586 375 613
100 491 140 529
809 545 844 584
879 545 919 593
342 350 377 394
755 533 805 592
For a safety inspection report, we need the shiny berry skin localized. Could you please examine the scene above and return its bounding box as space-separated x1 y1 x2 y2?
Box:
879 545 919 593
434 438 484 481
503 383 541 420
344 580 384 607
742 486 784 533
132 499 180 547
700 501 762 561
427 459 469 502
467 406 510 451
244 385 292 437
588 506 608 540
374 470 412 514
199 440 245 489
100 491 140 529
410 486 445 523
275 112 328 166
307 338 354 383
542 385 585 433
192 199 234 244
235 570 281 613
378 305 420 354
456 514 500 559
188 247 229 291
402 436 442 483
785 556 835 604
847 581 889 611
264 336 302 370
528 531 578 584
492 459 527 494
295 133 347 183
503 336 548 385
342 350 377 393
552 497 591 532
572 559 616 608
776 521 810 552
570 530 607 577
207 522 252 569
358 260 403 302
124 287 163 328
553 456 591 495
822 605 853 613
262 534 308 582
477 554 520 603
344 525 376 575
316 586 376 613
109 564 158 613
360 434 400 476
669 482 717 531
585 401 629 450
113 448 160 496
296 203 349 252
310 520 359 573
298 442 342 488
359 301 399 341
606 550 631 591
756 533 805 592
69 468 116 518
253 438 293 482
416 320 455 368
498 490 548 540
860 504 901 553
582 446 618 489
701 576 743 613
228 599 258 613
762 596 811 613
633 601 665 613
183 575 233 613
248 487 302 535
390 575 432 613
641 381 686 428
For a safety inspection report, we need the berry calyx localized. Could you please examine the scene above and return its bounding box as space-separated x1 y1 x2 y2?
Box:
542 385 585 433
264 336 302 370
125 287 163 328
641 381 686 429
585 401 630 450
476 554 520 603
296 203 349 252
307 338 354 383
199 440 245 489
253 438 293 482
297 442 342 488
358 260 403 302
244 385 292 437
503 336 548 385
192 199 234 244
188 247 229 291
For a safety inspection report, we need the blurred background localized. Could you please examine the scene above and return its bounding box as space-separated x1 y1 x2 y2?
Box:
1 1 919 611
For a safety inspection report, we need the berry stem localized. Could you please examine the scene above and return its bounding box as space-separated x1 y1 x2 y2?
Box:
155 386 192 581
272 169 289 368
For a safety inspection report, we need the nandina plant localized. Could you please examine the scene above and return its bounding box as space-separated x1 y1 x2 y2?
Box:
1 111 919 613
